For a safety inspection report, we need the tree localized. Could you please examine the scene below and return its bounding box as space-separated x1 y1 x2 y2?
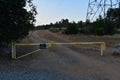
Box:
91 15 115 35
61 19 69 28
106 8 120 29
64 22 79 34
77 21 85 33
92 16 105 35
0 0 37 43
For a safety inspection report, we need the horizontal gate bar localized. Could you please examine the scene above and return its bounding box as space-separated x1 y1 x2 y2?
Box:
15 42 106 50
16 42 105 45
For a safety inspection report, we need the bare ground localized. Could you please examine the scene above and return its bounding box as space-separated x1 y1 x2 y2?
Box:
0 30 120 80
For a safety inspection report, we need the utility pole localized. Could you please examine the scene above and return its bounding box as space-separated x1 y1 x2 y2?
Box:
86 0 120 22
119 0 120 8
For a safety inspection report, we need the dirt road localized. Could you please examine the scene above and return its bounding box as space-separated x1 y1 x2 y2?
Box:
0 30 120 80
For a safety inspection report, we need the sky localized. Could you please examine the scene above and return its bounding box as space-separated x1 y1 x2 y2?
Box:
33 0 89 25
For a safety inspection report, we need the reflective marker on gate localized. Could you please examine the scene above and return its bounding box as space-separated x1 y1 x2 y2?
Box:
39 44 47 49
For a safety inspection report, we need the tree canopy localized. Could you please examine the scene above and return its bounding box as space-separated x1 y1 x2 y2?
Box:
106 8 120 29
0 0 37 43
36 8 120 35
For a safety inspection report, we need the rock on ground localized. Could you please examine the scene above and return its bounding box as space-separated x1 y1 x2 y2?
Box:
113 43 120 55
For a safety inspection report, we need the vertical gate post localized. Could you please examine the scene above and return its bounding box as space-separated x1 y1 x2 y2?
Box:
101 43 106 56
12 41 16 59
101 44 104 56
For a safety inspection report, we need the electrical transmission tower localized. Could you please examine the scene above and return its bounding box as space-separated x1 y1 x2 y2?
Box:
86 0 120 22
